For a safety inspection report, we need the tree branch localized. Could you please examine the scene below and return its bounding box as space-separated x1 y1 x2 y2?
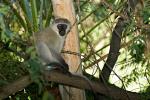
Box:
0 70 141 100
100 0 141 82
0 75 31 99
100 17 125 81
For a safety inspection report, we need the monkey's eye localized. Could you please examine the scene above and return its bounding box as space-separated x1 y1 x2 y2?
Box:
57 24 67 36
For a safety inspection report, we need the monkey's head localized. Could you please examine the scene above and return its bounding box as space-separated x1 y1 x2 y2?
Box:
52 18 71 36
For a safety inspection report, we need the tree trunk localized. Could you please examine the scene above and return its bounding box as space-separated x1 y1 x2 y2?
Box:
51 0 86 100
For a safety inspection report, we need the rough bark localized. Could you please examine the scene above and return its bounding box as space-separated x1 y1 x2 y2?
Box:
100 17 125 81
0 71 141 100
51 0 85 100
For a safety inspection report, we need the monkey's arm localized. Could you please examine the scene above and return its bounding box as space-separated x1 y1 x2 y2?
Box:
36 41 69 72
49 47 69 71
36 41 54 64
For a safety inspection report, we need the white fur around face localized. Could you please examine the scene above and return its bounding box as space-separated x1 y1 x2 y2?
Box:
51 22 71 36
49 20 70 52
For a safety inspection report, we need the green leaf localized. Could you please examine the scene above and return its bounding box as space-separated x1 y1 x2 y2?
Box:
0 14 13 39
45 6 52 27
26 46 34 53
27 58 43 94
42 91 55 100
0 4 9 15
39 0 44 30
0 80 8 86
20 0 33 33
31 0 38 31
22 0 33 23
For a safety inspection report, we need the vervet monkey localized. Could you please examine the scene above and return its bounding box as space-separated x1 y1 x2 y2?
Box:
33 18 71 72
33 18 95 94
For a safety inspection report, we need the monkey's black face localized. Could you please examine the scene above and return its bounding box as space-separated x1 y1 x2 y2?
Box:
57 24 67 36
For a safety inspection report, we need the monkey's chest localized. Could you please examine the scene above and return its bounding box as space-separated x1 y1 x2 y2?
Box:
47 38 65 53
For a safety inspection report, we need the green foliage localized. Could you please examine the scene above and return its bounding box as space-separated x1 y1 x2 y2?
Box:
42 91 55 100
27 58 43 91
0 0 150 99
140 86 150 100
0 0 53 99
129 35 145 63
141 1 150 24
85 90 94 100
0 6 13 40
10 83 45 100
0 49 27 86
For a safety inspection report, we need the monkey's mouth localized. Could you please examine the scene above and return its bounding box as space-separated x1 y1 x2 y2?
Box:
59 30 66 36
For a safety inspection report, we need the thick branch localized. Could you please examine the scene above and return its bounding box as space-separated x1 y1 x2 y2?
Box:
0 75 31 99
100 17 125 81
100 0 141 81
0 70 140 100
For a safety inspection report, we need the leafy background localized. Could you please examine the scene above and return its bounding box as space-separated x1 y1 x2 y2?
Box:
0 0 150 100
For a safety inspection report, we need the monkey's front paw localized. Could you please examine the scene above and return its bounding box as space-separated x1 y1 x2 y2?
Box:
44 65 57 71
44 62 70 75
44 62 64 71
